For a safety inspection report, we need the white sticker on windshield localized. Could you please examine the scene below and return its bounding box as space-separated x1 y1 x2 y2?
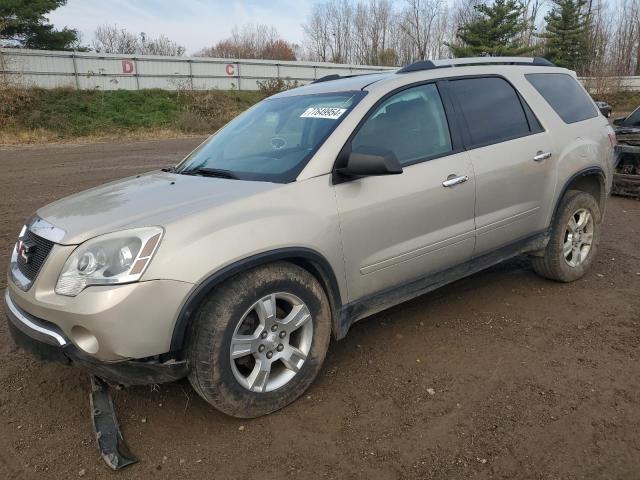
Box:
300 107 347 120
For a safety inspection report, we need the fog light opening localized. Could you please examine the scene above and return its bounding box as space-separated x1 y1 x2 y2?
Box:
71 326 99 354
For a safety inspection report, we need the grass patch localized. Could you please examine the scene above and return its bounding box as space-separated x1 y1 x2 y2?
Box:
1 88 266 144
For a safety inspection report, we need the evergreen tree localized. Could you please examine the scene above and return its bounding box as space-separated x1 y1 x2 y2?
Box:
0 0 81 50
539 0 590 72
449 0 534 57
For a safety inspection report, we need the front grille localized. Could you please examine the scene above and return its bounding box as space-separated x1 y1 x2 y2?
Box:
16 230 55 281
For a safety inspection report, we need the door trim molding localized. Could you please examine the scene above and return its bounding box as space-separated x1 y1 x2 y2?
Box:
335 230 549 339
476 206 540 236
360 230 475 275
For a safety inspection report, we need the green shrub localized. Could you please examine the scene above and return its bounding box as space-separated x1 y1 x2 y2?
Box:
256 78 301 96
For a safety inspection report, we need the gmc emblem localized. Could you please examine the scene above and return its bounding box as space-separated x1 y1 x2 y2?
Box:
17 239 36 264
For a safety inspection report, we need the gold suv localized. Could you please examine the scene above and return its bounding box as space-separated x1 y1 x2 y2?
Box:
5 57 615 418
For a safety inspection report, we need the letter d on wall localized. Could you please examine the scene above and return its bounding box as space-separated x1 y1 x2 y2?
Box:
122 60 135 74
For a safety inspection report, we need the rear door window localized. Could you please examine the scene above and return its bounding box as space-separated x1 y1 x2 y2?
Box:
526 73 597 124
449 77 532 147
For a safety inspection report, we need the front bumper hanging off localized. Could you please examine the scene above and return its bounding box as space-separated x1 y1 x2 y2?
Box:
4 289 189 385
90 376 138 470
4 288 192 470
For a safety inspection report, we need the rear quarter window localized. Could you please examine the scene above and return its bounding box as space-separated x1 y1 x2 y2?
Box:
526 73 597 124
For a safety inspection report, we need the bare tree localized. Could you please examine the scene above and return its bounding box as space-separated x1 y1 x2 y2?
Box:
611 0 640 75
140 33 186 56
302 0 355 63
302 0 456 65
93 25 185 56
519 0 544 47
303 4 332 61
399 0 443 60
93 25 138 54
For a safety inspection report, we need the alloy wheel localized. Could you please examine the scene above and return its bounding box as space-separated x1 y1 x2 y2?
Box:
229 292 313 393
563 208 594 267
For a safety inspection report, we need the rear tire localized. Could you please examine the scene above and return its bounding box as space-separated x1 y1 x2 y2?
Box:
187 262 331 418
532 190 601 282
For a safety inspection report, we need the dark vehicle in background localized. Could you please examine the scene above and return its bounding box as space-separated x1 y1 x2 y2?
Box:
595 101 612 118
613 106 640 128
612 106 640 197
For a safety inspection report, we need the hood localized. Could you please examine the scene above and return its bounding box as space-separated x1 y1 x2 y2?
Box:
36 171 279 244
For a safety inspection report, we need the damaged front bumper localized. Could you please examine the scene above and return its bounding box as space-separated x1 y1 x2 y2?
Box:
4 289 188 386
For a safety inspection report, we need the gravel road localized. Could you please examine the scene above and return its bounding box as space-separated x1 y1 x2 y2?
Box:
1 138 639 479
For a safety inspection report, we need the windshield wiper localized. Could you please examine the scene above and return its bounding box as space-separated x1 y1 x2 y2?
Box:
179 167 239 180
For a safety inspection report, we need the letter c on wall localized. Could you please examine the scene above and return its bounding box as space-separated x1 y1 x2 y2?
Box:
225 64 235 76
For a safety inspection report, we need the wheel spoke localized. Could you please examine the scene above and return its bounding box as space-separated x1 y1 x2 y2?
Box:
581 232 593 245
281 345 307 373
230 332 262 359
278 304 311 331
247 359 271 392
255 294 277 323
572 246 582 265
563 240 573 258
568 216 578 233
576 210 591 229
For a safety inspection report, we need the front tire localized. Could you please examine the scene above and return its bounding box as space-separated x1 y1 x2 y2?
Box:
187 262 331 418
532 190 601 282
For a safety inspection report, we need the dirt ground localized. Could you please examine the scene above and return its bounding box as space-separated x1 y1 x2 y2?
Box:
1 138 639 480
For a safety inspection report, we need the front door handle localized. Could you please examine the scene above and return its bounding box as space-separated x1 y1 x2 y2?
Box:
533 151 552 162
442 175 469 187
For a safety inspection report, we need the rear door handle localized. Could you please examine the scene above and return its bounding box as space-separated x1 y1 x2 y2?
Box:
442 175 469 187
533 151 552 162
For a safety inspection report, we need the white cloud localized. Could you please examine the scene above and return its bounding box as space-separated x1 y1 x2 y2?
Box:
47 0 312 54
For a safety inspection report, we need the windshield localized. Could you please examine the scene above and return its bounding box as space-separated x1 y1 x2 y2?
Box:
176 91 365 182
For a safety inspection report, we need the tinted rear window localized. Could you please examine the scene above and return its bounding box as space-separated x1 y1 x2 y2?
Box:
526 73 597 124
449 77 531 147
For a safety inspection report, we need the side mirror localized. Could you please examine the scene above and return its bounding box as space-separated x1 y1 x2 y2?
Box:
613 117 626 126
337 147 403 178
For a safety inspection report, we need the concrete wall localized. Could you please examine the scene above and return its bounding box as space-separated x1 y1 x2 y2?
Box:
3 49 639 92
0 48 395 91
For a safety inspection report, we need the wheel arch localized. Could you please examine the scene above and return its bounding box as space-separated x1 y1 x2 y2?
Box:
552 167 606 222
170 248 343 353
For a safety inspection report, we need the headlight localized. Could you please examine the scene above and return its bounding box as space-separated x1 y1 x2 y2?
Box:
55 227 163 296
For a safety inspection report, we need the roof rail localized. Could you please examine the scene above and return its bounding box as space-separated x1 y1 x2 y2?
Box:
312 74 342 83
397 57 554 73
311 71 387 84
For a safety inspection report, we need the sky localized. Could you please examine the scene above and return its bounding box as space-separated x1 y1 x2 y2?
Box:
48 0 313 54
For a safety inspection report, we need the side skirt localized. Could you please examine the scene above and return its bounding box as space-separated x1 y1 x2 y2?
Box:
335 230 549 339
